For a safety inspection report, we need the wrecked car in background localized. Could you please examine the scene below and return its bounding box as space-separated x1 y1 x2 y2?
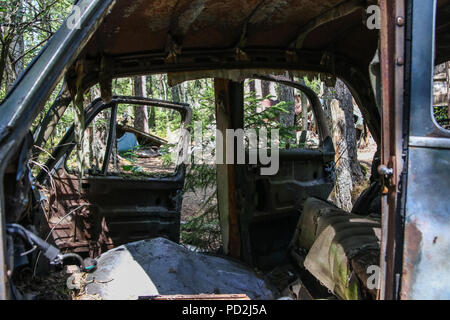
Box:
0 0 449 300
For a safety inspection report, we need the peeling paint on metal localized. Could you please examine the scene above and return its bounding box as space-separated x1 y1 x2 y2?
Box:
123 0 146 19
177 0 206 35
249 0 289 24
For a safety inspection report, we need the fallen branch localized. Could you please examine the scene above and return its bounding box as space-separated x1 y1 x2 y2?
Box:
117 124 168 147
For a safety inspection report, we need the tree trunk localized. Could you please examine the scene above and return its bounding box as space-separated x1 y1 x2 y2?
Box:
147 75 156 129
261 80 272 98
254 79 262 99
321 85 334 133
88 86 102 168
133 76 149 133
334 79 363 184
161 74 168 100
5 0 24 89
248 78 256 94
277 74 296 139
171 84 181 103
298 78 309 131
330 99 353 212
447 61 450 119
10 30 24 79
0 39 11 92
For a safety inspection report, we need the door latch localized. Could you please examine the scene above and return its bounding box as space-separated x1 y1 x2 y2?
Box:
378 165 394 176
378 163 395 194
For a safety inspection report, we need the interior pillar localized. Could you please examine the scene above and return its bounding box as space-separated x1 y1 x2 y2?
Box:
214 79 244 259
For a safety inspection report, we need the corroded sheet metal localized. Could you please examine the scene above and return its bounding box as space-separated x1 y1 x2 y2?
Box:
48 169 184 257
85 0 373 58
48 169 114 256
401 0 450 300
401 147 450 299
77 0 381 145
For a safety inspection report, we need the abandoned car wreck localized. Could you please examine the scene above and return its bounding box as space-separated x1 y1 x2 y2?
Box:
0 0 449 300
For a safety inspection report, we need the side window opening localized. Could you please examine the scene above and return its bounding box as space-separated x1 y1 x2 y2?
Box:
433 3 450 131
65 104 184 178
244 79 321 151
108 105 182 178
293 93 320 149
433 62 450 131
65 108 109 174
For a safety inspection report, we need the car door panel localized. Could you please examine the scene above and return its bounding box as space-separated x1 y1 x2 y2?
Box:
38 97 191 257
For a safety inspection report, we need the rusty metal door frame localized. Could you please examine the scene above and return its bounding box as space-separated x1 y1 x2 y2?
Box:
379 0 407 300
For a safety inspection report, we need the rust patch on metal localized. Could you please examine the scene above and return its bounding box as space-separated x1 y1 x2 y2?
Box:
48 169 114 257
400 220 422 300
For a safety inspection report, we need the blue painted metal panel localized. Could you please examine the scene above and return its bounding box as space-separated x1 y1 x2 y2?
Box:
403 147 450 299
402 0 450 299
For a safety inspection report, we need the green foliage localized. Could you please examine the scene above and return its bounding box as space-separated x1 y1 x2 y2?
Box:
182 164 219 251
120 146 141 172
434 105 449 128
304 76 323 96
180 190 221 252
244 91 298 148
178 79 221 250
0 0 74 99
159 143 177 167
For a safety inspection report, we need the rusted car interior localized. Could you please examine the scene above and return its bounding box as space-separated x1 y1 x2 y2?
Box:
0 0 449 300
34 97 191 259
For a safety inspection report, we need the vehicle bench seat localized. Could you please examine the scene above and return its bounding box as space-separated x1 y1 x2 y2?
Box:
291 197 381 299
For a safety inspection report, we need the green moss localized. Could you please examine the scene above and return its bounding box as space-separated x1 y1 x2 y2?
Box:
330 242 361 300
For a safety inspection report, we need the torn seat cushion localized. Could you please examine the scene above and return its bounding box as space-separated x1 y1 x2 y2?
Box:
292 198 381 300
81 238 276 300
